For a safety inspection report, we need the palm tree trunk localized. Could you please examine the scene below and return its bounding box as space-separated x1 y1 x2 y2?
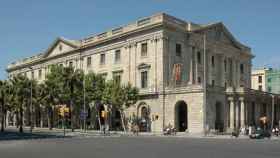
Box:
70 84 75 132
16 112 19 128
19 105 23 133
40 109 43 128
1 98 5 132
120 111 127 133
47 107 53 130
71 99 75 132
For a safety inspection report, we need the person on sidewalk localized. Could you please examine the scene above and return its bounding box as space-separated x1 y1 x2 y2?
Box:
275 127 279 136
248 126 252 136
272 128 275 136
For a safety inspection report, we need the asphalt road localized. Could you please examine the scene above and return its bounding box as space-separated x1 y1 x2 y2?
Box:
0 136 280 158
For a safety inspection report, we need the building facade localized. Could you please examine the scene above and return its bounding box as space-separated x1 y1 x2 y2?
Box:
266 69 280 94
251 68 268 92
7 13 280 134
252 68 280 94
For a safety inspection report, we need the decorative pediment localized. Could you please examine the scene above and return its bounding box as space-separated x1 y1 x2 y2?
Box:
138 63 151 69
195 23 248 51
43 37 80 58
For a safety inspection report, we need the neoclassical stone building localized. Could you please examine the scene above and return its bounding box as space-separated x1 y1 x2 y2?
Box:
7 13 280 134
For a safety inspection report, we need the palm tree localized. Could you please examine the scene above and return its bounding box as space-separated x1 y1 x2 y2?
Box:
85 72 106 129
0 80 11 132
10 74 31 133
102 81 139 132
61 66 83 131
44 65 65 130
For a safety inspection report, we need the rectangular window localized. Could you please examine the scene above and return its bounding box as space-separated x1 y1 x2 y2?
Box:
258 85 262 91
197 51 201 64
87 56 92 67
141 43 148 57
258 76 262 83
197 77 201 84
211 55 215 67
141 71 148 88
240 64 244 74
115 50 121 63
224 59 227 72
212 80 215 86
38 69 42 79
31 71 34 79
69 61 73 67
100 53 105 65
176 43 182 57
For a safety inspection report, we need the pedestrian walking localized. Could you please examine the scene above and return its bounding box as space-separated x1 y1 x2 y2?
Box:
249 126 252 136
275 127 279 136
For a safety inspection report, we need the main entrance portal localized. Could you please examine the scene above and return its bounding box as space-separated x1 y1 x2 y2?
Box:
175 101 188 132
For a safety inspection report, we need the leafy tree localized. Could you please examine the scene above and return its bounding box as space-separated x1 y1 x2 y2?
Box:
84 72 105 129
44 65 67 129
102 80 139 132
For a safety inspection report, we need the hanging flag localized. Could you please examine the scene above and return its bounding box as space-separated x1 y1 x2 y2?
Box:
174 63 182 81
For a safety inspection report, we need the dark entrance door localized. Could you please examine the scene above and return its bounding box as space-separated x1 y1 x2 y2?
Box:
215 102 224 132
175 101 188 132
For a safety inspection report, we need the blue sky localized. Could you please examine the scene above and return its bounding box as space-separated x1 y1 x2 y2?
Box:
0 0 279 79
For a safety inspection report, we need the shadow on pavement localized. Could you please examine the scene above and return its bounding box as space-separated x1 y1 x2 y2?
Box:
0 130 71 141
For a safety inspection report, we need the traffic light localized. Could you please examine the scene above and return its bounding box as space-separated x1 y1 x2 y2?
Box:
64 107 70 117
64 107 70 113
101 110 108 118
59 107 64 117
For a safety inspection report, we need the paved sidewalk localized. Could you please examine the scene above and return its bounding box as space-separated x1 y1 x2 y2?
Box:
2 126 280 140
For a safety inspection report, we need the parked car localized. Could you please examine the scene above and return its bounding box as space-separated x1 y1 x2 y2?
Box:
249 129 271 139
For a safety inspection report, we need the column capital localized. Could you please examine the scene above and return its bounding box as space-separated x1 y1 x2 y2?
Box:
239 97 244 101
228 96 234 101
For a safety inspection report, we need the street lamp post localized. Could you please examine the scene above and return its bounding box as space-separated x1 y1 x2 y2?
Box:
203 33 207 136
83 75 86 132
271 95 275 130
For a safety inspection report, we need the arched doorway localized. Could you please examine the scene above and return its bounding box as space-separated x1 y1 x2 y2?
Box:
175 101 188 132
137 103 151 132
215 102 224 132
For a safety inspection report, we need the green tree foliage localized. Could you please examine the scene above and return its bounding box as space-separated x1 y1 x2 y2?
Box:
102 80 139 131
85 72 105 103
4 65 139 133
0 80 12 132
10 74 34 133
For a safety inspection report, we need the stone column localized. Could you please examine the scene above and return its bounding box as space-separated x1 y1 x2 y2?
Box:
240 97 245 127
195 48 198 84
188 49 193 84
235 100 240 128
228 97 235 130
